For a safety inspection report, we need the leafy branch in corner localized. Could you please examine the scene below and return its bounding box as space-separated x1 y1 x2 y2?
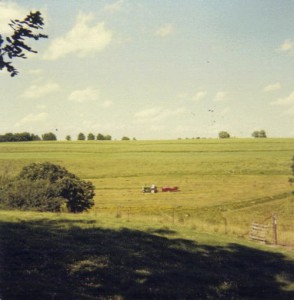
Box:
0 11 48 77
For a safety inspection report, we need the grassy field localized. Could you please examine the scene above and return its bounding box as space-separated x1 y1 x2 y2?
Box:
0 138 294 299
0 138 293 244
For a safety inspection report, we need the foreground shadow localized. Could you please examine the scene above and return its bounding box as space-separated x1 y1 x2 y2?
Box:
0 218 293 300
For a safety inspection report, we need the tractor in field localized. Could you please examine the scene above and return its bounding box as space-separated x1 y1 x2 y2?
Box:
142 184 158 193
142 185 180 193
162 186 179 192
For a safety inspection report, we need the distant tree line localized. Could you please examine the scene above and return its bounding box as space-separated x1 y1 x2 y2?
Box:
0 132 135 142
0 132 57 142
0 132 41 142
75 133 112 141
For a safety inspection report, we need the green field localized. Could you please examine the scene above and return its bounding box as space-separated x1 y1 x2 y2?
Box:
1 138 293 244
0 138 293 299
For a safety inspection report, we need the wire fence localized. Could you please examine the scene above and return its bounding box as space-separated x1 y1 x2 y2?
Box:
92 206 294 248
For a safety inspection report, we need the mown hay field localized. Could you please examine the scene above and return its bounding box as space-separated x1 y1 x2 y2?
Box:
0 138 293 246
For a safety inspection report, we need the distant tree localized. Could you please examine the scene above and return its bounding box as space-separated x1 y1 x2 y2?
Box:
218 131 230 139
0 162 95 213
259 130 267 138
77 133 85 140
97 133 105 140
42 132 57 141
31 133 41 141
65 135 71 141
122 136 130 140
0 11 48 77
252 130 267 138
87 133 95 140
104 134 112 141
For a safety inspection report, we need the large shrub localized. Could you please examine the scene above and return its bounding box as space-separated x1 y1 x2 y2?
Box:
0 179 64 212
0 162 95 213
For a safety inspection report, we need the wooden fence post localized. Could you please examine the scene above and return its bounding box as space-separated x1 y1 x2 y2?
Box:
272 214 277 245
172 208 175 224
224 217 227 234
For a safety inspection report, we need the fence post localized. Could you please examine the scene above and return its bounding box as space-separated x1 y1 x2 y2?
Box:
116 206 121 218
224 217 227 234
172 208 175 224
272 214 277 245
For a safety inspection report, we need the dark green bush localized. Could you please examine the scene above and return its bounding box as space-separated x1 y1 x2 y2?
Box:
0 162 95 213
0 179 63 211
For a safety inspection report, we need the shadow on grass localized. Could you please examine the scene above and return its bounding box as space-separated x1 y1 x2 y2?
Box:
0 218 293 300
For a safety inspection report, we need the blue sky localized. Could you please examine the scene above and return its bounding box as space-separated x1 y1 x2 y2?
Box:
1 0 294 140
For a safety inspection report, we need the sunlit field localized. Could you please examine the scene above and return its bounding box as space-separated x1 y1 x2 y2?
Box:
1 138 294 299
0 138 293 245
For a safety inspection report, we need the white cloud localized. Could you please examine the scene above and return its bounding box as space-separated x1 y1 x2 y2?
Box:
220 107 231 116
134 107 185 123
36 104 47 110
68 87 100 103
102 100 113 107
103 0 124 13
27 69 43 75
22 82 60 98
15 112 48 127
134 107 158 119
278 39 294 52
263 82 281 92
214 91 227 102
271 91 294 106
283 106 294 115
0 2 26 35
155 24 174 38
43 12 112 60
192 90 207 102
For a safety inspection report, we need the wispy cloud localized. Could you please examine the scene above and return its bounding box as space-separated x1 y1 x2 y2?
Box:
220 107 231 116
68 87 100 103
155 24 174 38
103 0 124 13
134 107 185 123
102 100 113 107
263 82 281 92
27 69 43 75
283 106 294 115
270 91 294 106
15 112 48 127
192 90 207 102
43 12 112 60
22 82 60 99
214 91 227 102
0 2 26 34
270 91 294 116
278 39 294 52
